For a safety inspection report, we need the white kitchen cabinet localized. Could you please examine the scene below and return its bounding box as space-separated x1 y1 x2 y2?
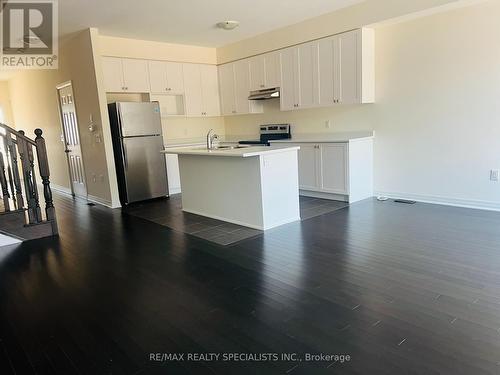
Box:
338 31 359 105
218 61 263 115
183 63 203 116
298 41 319 109
183 63 221 117
280 47 300 111
279 139 373 203
319 144 348 194
249 56 265 91
121 58 150 92
234 60 262 114
280 42 319 111
200 65 221 117
264 51 281 89
296 144 319 190
166 154 181 195
218 63 236 115
280 28 374 110
249 51 281 91
318 36 340 106
101 57 149 93
102 57 124 92
149 61 184 94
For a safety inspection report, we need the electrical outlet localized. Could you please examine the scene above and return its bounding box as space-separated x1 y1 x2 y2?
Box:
490 170 499 182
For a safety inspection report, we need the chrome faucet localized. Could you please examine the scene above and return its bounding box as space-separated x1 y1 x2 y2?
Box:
206 129 219 150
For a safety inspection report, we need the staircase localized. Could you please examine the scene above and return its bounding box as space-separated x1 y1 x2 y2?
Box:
0 123 57 241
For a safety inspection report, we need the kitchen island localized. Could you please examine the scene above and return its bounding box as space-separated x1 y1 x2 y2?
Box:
162 145 301 230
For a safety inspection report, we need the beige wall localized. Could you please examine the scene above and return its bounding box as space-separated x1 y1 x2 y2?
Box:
99 35 217 64
0 82 14 125
8 30 114 205
224 0 500 209
217 0 478 63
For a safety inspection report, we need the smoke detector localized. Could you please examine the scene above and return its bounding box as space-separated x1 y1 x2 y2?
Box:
216 21 239 30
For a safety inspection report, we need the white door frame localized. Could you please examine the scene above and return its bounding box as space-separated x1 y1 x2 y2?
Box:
56 80 88 198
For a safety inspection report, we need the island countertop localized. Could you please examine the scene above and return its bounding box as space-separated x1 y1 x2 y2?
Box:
162 145 300 158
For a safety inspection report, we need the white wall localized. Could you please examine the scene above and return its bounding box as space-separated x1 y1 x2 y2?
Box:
217 0 478 63
224 0 500 210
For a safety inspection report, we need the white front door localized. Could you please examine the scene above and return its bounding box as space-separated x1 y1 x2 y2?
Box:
57 82 87 197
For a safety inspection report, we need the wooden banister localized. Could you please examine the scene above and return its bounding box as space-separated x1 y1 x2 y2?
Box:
0 124 57 236
35 129 57 233
0 122 36 146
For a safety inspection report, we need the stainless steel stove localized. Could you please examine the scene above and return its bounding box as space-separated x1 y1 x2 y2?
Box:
239 124 291 146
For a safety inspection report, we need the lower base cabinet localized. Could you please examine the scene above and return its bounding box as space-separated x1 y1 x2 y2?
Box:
166 154 181 195
282 139 373 203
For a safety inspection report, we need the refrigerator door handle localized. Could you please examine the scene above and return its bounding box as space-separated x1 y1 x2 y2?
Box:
122 141 128 169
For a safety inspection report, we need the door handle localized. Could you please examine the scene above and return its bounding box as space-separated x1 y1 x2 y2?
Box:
123 145 128 169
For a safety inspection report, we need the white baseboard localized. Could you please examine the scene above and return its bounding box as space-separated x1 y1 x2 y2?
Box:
299 190 348 202
182 208 264 230
169 187 181 195
50 183 73 196
87 194 115 208
182 208 300 231
375 191 500 212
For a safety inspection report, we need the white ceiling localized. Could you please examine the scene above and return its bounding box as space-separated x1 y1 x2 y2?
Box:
59 0 365 47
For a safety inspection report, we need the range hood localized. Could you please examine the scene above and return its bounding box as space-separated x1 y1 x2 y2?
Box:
248 87 280 100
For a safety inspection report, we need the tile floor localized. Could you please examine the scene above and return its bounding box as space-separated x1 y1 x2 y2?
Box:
124 194 348 245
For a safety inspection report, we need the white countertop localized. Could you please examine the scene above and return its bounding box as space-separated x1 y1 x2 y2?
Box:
269 131 374 143
162 145 300 158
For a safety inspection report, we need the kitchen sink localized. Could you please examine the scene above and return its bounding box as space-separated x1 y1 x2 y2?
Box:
211 144 251 150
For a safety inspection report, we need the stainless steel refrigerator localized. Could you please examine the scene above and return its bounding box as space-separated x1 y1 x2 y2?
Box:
108 102 168 205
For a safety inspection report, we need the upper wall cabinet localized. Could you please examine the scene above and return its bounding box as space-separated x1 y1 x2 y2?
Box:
148 61 184 94
325 29 374 105
280 42 319 111
218 63 236 115
219 61 263 115
281 28 374 111
249 51 281 91
183 63 221 117
102 57 150 93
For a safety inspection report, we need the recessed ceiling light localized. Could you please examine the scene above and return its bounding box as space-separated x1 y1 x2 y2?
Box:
216 21 239 30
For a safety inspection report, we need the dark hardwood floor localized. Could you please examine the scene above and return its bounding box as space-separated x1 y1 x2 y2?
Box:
1 193 500 374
